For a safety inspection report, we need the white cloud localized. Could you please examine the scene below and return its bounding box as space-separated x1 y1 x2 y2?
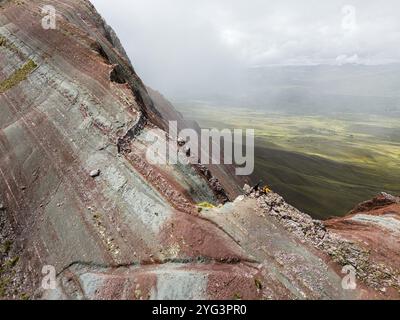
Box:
90 0 400 94
336 54 360 65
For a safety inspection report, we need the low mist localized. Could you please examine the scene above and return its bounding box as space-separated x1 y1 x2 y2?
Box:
91 0 400 103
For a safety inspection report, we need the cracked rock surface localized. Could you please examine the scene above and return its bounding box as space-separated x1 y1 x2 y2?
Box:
0 0 399 300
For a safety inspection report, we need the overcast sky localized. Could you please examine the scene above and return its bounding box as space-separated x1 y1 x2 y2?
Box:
90 0 400 96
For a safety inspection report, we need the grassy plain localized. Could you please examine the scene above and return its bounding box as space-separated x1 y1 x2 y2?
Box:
176 103 400 218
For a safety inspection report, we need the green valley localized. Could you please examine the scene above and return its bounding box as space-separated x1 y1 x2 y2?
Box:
176 102 400 219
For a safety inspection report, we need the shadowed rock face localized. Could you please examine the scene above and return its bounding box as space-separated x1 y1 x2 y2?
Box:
0 0 398 300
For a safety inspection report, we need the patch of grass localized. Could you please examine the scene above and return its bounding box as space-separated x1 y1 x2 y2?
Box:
0 276 10 297
0 240 12 254
0 36 7 46
5 256 19 268
196 202 216 212
254 278 263 290
197 202 215 209
177 104 400 218
0 59 37 93
20 293 30 300
0 239 20 298
233 293 242 300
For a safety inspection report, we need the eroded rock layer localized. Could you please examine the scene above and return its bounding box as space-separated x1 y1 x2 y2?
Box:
0 0 399 300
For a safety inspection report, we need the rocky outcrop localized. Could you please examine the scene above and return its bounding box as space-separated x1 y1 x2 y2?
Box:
256 191 400 298
0 0 399 300
146 86 246 201
325 193 400 296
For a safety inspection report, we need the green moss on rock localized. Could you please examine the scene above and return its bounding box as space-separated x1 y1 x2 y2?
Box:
0 240 12 254
0 59 37 93
5 256 19 268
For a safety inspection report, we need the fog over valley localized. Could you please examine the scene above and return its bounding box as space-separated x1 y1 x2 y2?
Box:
91 0 400 104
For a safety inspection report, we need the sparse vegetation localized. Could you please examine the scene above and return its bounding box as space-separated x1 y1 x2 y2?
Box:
254 278 263 290
196 202 216 212
0 36 6 46
5 256 19 268
233 293 242 300
178 103 400 218
0 238 20 298
0 59 37 93
0 35 17 53
0 240 12 254
20 293 30 300
0 35 25 58
262 186 272 194
0 276 10 297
